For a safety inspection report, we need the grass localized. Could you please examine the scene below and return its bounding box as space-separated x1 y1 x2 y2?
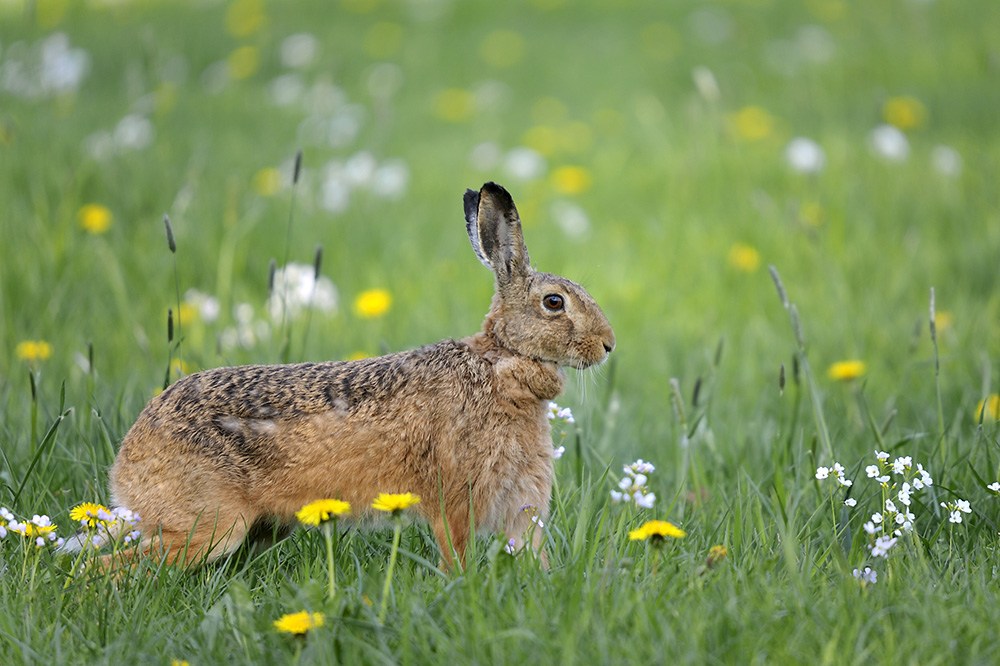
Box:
2 0 1000 663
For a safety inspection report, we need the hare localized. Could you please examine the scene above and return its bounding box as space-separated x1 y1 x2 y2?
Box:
108 182 615 568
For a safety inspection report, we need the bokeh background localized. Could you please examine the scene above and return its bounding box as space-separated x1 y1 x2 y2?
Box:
2 0 999 458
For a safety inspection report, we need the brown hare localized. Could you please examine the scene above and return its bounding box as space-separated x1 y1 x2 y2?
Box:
107 182 615 568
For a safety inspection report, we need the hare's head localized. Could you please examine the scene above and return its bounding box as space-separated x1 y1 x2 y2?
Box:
464 182 615 369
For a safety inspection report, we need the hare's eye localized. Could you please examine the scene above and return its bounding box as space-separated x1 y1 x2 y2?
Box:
543 294 565 312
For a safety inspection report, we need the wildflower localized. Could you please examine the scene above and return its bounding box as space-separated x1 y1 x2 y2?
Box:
869 124 909 162
815 467 830 480
728 105 774 141
931 146 962 178
727 243 761 273
547 402 575 423
273 611 324 635
551 165 592 195
228 46 259 80
975 394 1000 422
252 167 282 196
432 88 476 123
706 545 727 567
891 456 912 475
844 498 857 507
628 520 686 541
876 475 890 485
987 482 1000 494
916 464 933 487
634 492 656 509
295 499 351 527
785 137 826 174
853 567 877 585
371 492 420 515
612 461 656 507
0 507 13 539
882 96 926 131
942 499 972 524
871 513 883 525
504 537 517 555
866 465 880 478
875 450 890 461
78 203 112 234
553 445 565 459
16 340 53 362
871 535 898 558
354 288 392 319
863 521 879 535
627 460 656 475
897 483 912 506
267 262 339 321
70 502 112 529
827 360 866 381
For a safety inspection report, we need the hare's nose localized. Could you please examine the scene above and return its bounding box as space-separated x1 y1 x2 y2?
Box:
603 341 614 354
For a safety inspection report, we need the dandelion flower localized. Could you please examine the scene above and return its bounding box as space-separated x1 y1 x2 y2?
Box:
828 360 866 381
975 394 1000 422
882 96 926 131
551 165 592 195
727 243 761 273
70 502 112 528
707 545 727 567
228 46 260 80
628 520 686 541
354 288 392 319
16 340 53 362
371 492 420 514
273 611 324 635
728 105 774 141
78 204 112 234
295 499 351 526
252 167 282 196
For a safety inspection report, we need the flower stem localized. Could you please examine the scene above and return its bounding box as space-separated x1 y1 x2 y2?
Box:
379 517 402 623
324 522 336 601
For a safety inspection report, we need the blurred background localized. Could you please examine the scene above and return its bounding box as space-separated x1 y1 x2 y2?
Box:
1 0 998 461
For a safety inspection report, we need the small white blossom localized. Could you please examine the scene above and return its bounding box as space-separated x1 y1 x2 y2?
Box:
891 456 912 475
875 450 890 461
956 499 972 514
950 511 963 524
863 521 879 535
898 483 912 506
853 567 877 585
815 467 830 480
504 537 517 555
871 535 898 558
838 477 853 488
845 498 857 507
988 482 1000 493
553 446 565 459
871 513 883 524
866 465 880 478
634 492 656 509
610 490 625 503
885 499 897 514
876 475 891 485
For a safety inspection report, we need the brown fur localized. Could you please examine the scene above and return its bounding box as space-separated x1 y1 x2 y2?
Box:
108 182 615 568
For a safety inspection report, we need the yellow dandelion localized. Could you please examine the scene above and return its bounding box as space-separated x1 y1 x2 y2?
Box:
729 105 775 141
522 126 559 156
252 167 282 197
432 88 476 123
346 351 370 361
354 289 392 319
479 30 526 69
707 544 728 567
228 46 260 81
551 165 592 195
827 360 866 381
935 310 953 331
273 611 325 635
16 340 53 363
78 204 112 234
224 0 266 37
883 96 927 131
628 520 686 541
69 502 111 529
295 499 351 526
19 522 56 539
170 661 190 666
371 492 420 514
171 359 193 378
727 243 760 272
975 394 1000 422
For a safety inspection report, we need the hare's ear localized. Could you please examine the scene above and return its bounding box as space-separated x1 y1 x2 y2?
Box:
464 182 531 286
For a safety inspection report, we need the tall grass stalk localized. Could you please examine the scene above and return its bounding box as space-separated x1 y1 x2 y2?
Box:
278 149 303 364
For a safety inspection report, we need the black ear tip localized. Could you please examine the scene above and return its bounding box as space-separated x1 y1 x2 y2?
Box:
479 182 516 210
463 189 480 221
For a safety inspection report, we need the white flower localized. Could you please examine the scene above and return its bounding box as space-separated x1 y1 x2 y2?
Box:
987 482 1000 493
503 147 546 181
785 137 826 174
557 407 575 423
866 465 880 478
504 537 517 555
898 483 912 506
0 507 13 522
871 513 883 524
885 499 897 514
634 492 656 509
610 490 626 503
863 521 879 535
869 124 910 162
845 498 857 507
838 477 853 488
912 478 925 490
891 456 912 475
833 462 845 475
871 535 898 558
281 33 320 69
956 499 971 514
618 477 632 491
815 467 830 480
950 511 963 524
853 567 877 585
553 446 565 459
931 145 962 177
633 474 648 488
875 450 890 461
876 475 891 485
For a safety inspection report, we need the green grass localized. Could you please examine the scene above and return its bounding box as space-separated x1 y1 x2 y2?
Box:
2 0 1000 663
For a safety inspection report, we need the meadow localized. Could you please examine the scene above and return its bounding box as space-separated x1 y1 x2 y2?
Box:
2 0 1000 663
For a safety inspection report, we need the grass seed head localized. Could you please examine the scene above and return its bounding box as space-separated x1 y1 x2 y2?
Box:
163 214 176 253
